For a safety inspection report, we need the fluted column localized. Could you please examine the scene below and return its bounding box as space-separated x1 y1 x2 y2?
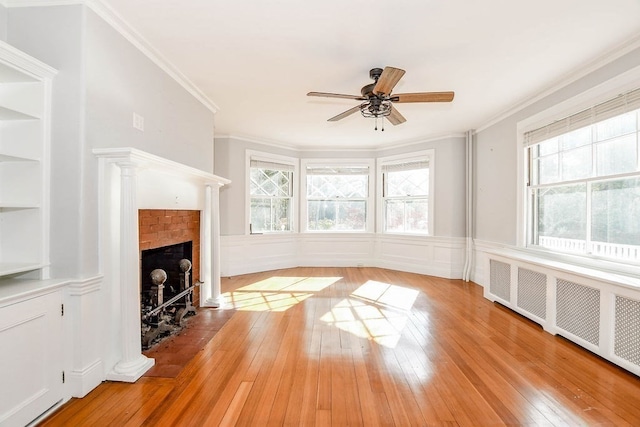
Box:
203 183 225 307
107 161 154 382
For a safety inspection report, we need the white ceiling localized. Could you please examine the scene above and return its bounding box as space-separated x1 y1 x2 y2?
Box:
101 0 640 149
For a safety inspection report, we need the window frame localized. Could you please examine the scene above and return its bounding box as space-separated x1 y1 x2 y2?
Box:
300 158 375 233
246 150 299 235
376 150 435 236
517 66 640 268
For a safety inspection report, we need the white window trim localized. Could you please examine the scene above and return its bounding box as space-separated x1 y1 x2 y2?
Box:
376 149 435 236
246 149 299 235
300 158 375 233
515 64 640 273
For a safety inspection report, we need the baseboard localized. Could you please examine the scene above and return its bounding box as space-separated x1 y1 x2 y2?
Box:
67 358 104 398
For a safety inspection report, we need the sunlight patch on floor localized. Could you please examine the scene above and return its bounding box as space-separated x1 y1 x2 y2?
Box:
321 281 420 348
223 276 341 311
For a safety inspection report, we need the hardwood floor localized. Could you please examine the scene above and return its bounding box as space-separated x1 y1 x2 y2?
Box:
40 267 640 426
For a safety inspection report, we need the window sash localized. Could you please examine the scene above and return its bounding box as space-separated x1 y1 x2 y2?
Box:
526 99 640 262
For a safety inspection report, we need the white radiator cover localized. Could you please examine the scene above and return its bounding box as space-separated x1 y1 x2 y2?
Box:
483 250 640 377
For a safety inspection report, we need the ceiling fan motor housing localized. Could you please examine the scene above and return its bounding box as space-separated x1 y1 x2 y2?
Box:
369 67 383 81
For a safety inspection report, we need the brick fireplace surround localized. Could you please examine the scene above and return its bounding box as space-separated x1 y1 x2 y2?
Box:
139 209 201 305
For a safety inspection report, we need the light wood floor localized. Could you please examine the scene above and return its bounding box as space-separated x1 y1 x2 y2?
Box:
41 267 640 426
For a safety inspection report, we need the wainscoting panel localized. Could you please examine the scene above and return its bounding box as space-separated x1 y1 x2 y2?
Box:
220 234 466 279
220 234 298 277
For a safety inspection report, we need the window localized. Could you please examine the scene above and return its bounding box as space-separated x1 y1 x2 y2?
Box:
249 155 295 233
303 162 372 231
379 151 434 235
525 88 640 262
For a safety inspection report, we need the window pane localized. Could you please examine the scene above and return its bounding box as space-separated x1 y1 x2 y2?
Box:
559 127 591 150
250 197 291 232
386 168 429 197
537 154 559 185
385 199 429 234
595 134 637 177
595 112 636 141
307 200 366 231
307 174 367 198
536 184 587 241
538 137 559 156
250 168 291 197
591 178 640 247
561 145 591 181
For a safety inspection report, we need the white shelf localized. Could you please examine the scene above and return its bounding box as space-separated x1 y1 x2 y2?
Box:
0 203 40 210
0 153 39 162
0 262 46 278
0 105 39 120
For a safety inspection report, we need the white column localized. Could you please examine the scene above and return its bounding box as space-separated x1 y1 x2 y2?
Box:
203 183 225 307
200 185 213 305
107 161 154 382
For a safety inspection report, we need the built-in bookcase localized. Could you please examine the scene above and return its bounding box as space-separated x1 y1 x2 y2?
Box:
0 41 56 279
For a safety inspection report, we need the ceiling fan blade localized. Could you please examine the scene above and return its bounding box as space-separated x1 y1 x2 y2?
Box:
387 107 406 125
327 105 361 122
393 91 455 103
373 66 406 96
307 91 366 101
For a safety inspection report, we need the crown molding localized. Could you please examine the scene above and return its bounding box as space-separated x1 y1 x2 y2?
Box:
216 132 467 153
475 32 640 134
1 0 220 114
85 0 219 113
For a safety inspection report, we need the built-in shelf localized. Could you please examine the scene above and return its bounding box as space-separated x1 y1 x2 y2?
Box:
0 203 40 210
0 153 39 162
0 105 39 120
0 262 46 278
0 40 56 284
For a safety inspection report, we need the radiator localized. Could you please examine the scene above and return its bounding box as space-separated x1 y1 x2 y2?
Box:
484 253 640 377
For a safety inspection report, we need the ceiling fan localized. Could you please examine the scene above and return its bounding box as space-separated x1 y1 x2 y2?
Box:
307 66 454 130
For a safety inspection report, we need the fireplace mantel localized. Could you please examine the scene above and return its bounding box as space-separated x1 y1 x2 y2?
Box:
94 147 229 382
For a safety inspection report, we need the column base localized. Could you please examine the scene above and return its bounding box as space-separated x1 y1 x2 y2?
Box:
202 294 226 308
106 354 154 383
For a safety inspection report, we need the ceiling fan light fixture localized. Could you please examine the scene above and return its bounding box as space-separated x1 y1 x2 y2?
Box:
359 100 392 119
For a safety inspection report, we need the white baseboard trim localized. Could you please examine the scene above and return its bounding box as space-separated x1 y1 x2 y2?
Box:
67 358 103 398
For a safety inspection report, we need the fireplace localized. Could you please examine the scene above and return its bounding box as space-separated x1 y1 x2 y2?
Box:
94 147 229 383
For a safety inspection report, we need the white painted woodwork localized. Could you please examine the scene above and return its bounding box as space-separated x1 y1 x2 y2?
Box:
0 40 66 426
0 279 67 427
0 40 56 279
220 233 465 279
93 148 229 381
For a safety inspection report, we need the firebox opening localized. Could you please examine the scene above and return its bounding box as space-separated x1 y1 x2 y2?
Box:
140 241 195 349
